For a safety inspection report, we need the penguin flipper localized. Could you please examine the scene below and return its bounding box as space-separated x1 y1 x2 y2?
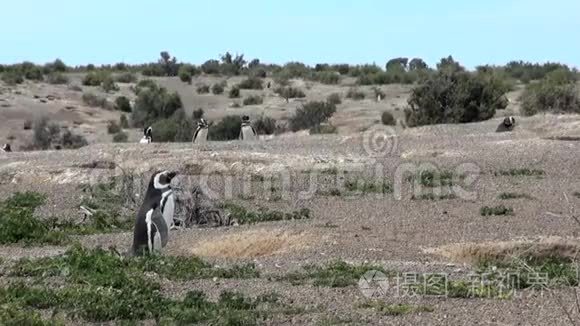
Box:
151 207 169 248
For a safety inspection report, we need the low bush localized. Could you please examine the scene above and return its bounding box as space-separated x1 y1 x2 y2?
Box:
289 101 336 132
82 93 109 108
238 77 263 90
346 88 365 100
274 86 306 102
312 71 340 84
253 116 277 135
326 93 342 105
196 84 210 94
243 95 263 106
192 108 204 120
114 96 132 113
1 71 24 85
46 72 69 85
102 78 119 92
381 111 396 125
208 115 242 141
132 83 182 127
115 72 137 83
520 69 580 115
211 82 225 94
112 131 128 143
309 124 337 134
107 121 121 134
119 114 129 128
229 86 240 98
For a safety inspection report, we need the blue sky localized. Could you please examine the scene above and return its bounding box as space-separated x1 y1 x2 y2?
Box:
1 0 579 69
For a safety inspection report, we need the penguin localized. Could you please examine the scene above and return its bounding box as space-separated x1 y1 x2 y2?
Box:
140 126 152 144
131 170 177 256
239 115 257 141
192 118 209 144
1 144 11 152
496 116 516 133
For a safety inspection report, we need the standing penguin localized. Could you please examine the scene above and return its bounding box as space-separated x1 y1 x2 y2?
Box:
131 170 177 256
140 126 152 144
1 144 11 152
239 115 257 141
192 118 209 144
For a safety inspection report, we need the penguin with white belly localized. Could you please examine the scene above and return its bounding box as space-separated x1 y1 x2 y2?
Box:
131 170 177 256
192 118 209 144
239 115 257 141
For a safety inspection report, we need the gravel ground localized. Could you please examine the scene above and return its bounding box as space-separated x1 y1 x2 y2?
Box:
1 113 580 325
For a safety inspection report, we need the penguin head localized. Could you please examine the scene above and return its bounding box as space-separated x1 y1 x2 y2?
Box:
242 115 250 122
151 170 178 190
144 126 152 138
503 116 515 127
1 144 11 152
197 119 208 128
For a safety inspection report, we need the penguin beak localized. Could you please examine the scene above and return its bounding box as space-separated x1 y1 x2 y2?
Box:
167 171 178 181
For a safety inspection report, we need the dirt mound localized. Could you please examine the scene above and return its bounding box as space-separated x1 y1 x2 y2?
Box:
424 236 580 264
181 228 315 258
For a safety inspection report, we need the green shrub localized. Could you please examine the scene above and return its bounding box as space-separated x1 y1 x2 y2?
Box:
229 86 240 98
112 131 128 143
46 72 69 85
82 93 109 108
119 114 129 128
404 57 508 127
82 71 108 86
23 66 44 81
60 129 88 149
238 77 263 90
326 93 342 105
196 84 210 94
243 95 263 106
309 124 337 134
114 96 132 113
32 117 61 150
201 59 220 74
313 71 340 84
346 88 365 100
151 109 194 142
107 121 121 134
289 101 336 132
1 71 24 85
101 78 119 93
0 192 67 245
520 70 580 116
274 86 306 102
254 116 277 135
208 115 242 141
178 66 193 84
211 82 225 94
131 83 182 127
381 111 396 125
115 72 137 83
480 205 514 216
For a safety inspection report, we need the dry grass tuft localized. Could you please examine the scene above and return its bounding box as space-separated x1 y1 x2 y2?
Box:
184 229 315 258
424 236 580 265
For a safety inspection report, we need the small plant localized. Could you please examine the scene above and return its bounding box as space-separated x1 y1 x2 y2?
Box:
119 114 129 129
309 124 337 134
238 77 263 90
346 88 365 100
498 192 533 200
494 168 545 177
107 121 121 134
280 260 388 287
381 111 396 126
358 301 434 316
253 115 277 135
112 131 128 143
1 71 24 85
196 84 210 94
274 86 306 102
208 115 242 141
411 193 457 200
345 179 392 194
223 203 310 225
243 95 263 106
115 72 137 83
102 77 119 92
211 83 225 94
46 72 69 85
480 205 514 216
407 170 463 187
228 86 240 98
82 92 109 108
23 119 33 130
326 93 342 105
114 96 132 112
289 101 336 131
